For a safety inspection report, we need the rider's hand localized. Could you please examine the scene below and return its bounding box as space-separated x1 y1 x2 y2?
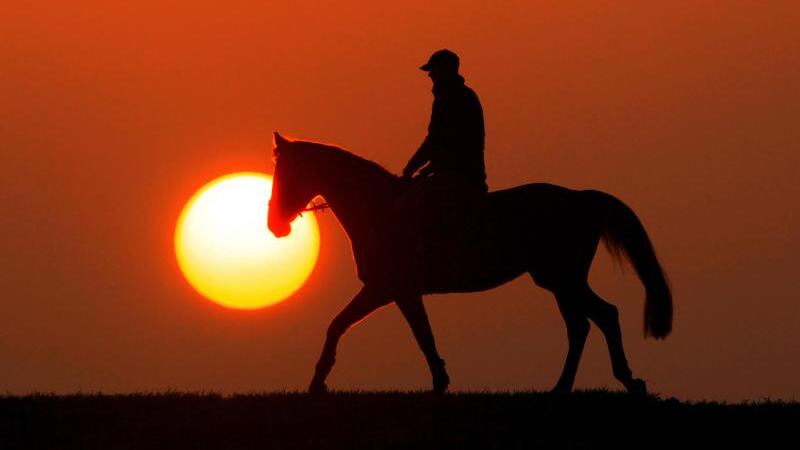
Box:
418 165 434 178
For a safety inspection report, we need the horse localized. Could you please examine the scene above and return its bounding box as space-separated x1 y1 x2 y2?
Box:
267 132 672 395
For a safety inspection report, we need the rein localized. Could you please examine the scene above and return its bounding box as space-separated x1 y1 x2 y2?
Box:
300 201 330 214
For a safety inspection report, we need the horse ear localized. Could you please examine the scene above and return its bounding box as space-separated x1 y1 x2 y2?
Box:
273 131 289 157
273 131 290 148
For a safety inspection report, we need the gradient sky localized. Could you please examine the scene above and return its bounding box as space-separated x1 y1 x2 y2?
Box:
1 1 798 401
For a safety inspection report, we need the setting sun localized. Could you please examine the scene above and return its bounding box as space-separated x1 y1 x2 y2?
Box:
175 172 320 309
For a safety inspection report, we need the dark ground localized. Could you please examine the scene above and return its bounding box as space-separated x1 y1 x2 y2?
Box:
1 390 796 449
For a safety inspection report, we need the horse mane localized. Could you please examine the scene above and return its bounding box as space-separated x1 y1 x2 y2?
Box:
293 140 400 187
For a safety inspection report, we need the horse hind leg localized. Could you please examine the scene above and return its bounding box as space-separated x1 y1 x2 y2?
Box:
396 294 449 394
551 287 591 393
584 288 647 395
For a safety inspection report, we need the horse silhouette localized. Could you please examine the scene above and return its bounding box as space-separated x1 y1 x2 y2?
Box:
268 132 672 395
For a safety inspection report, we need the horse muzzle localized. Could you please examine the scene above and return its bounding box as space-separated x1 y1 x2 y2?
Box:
267 211 292 238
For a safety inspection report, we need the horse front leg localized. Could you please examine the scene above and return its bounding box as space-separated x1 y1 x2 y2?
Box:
309 285 388 394
396 294 450 394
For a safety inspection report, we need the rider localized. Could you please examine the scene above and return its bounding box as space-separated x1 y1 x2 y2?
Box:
399 49 488 232
393 49 488 289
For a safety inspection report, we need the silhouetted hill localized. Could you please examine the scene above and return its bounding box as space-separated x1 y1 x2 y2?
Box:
1 390 796 449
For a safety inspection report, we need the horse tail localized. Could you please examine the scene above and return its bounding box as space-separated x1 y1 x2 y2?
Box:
588 190 673 339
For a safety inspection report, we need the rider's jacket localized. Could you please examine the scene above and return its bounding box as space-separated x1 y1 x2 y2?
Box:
404 74 487 194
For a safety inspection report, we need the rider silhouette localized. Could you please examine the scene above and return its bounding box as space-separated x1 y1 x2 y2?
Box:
398 49 487 236
402 49 488 196
395 49 488 286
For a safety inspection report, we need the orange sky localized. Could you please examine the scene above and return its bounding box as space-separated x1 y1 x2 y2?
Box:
1 1 798 401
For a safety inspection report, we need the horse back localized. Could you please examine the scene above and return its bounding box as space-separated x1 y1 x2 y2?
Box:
485 183 587 226
418 183 600 293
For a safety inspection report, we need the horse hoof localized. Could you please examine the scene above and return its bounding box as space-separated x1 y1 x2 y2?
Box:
550 384 572 395
432 373 450 394
308 382 328 395
626 378 647 396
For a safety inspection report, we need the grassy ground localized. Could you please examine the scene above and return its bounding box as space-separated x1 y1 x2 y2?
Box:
1 390 796 449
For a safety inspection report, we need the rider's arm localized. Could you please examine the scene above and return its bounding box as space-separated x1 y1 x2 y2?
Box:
403 137 433 178
404 96 443 178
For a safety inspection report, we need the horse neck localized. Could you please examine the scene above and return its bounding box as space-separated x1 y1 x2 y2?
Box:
311 148 395 242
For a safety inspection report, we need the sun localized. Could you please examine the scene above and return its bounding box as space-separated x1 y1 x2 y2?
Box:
175 172 320 309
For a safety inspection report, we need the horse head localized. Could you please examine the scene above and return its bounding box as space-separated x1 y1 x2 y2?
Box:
268 132 318 238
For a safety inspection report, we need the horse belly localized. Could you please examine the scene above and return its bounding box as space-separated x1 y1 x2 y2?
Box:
423 231 530 294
